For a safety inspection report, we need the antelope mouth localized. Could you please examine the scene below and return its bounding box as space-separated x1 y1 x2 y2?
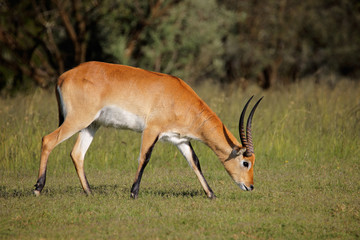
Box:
237 182 254 191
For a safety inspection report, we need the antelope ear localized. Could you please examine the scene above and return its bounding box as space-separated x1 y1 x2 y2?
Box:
231 146 246 157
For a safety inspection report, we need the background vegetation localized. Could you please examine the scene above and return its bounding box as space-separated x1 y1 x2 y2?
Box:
1 0 360 95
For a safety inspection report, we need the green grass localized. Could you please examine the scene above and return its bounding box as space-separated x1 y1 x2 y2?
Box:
1 79 359 239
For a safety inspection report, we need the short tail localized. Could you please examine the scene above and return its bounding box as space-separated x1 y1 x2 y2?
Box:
55 85 66 127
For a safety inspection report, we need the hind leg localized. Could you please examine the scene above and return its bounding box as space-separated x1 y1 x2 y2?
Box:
34 118 94 196
70 124 99 195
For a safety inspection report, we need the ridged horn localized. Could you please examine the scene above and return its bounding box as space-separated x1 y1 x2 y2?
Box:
239 96 254 151
245 97 263 155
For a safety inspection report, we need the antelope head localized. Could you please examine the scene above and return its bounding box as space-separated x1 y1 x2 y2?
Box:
224 96 263 191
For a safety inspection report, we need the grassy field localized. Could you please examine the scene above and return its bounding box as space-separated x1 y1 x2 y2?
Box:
1 79 359 239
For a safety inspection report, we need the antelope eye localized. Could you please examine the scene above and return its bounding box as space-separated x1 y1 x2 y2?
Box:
242 161 249 168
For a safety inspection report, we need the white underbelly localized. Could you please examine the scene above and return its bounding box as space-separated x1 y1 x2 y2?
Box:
94 106 199 145
95 106 145 132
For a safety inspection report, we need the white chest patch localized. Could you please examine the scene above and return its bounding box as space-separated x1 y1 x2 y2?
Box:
95 106 145 132
159 132 196 145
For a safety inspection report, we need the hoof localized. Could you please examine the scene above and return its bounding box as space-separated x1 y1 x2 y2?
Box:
130 192 138 199
84 189 93 196
207 193 216 199
33 190 41 197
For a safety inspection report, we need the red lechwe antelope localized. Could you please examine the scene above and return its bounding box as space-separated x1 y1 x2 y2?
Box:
34 61 263 198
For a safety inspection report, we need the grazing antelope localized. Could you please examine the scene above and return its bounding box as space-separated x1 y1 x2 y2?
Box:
34 61 262 198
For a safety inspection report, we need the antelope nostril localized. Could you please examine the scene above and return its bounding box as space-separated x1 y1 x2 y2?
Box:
237 182 254 191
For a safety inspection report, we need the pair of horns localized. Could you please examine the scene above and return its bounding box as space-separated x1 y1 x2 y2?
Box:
239 96 263 157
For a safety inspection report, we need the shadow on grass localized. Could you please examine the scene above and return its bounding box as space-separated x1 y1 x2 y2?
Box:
141 188 203 198
0 185 35 198
92 184 204 198
0 185 86 198
0 184 204 198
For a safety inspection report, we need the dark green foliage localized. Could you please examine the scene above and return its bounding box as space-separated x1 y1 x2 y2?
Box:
1 0 360 94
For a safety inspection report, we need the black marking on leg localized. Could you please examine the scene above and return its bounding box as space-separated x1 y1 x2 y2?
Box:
189 143 215 198
189 143 202 172
130 182 140 199
56 85 65 127
130 159 149 199
130 136 158 199
34 173 46 192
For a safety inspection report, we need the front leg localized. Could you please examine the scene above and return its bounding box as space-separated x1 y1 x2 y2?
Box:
177 142 215 199
130 129 159 199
